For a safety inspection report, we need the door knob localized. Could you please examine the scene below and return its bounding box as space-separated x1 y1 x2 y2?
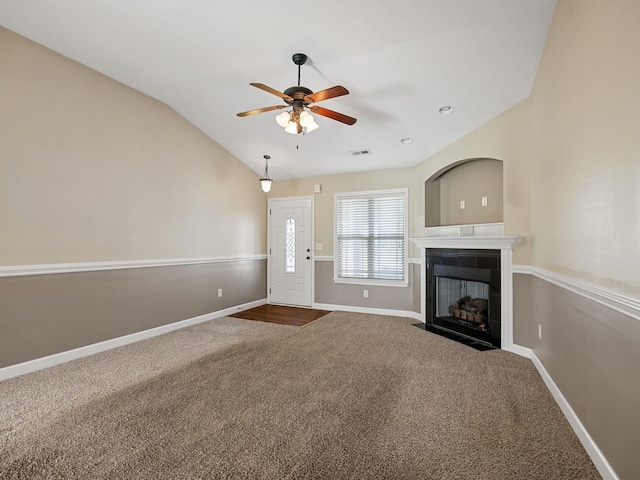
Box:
306 256 311 260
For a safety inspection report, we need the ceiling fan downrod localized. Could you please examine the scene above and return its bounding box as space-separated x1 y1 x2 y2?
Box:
292 53 307 86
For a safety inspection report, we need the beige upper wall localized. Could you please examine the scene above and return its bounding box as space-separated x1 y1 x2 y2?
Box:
437 159 504 226
269 168 414 258
412 0 640 294
528 0 640 296
0 27 266 265
278 0 640 271
11 0 634 296
266 0 640 292
412 100 533 264
272 100 533 263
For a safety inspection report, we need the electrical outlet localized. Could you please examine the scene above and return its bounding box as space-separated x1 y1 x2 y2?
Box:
538 323 542 339
363 289 369 298
218 288 223 298
460 200 465 209
482 196 488 207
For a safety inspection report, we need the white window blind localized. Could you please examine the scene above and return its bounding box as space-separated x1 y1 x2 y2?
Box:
335 190 407 283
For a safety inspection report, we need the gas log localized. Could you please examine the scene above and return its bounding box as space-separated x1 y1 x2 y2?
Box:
448 296 488 323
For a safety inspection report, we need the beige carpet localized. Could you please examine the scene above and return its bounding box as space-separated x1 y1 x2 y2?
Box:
0 311 600 479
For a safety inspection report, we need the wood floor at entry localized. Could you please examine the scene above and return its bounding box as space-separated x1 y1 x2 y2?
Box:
231 304 331 327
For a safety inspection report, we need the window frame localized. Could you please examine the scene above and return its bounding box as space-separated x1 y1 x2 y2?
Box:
333 188 409 287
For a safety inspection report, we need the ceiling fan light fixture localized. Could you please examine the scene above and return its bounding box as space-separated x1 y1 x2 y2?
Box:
305 120 320 133
284 121 299 135
275 110 291 128
299 111 314 127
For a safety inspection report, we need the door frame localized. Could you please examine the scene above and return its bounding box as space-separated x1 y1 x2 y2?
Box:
267 196 315 307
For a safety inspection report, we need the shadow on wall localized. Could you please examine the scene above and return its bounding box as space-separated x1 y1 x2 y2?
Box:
425 158 503 227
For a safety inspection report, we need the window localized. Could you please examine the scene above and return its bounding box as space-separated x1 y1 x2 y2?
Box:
285 218 296 273
334 189 407 286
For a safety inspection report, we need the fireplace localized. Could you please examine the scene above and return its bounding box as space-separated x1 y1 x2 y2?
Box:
427 249 501 348
411 224 522 352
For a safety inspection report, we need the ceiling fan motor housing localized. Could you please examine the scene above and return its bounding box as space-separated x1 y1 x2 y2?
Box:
284 87 314 118
284 86 313 99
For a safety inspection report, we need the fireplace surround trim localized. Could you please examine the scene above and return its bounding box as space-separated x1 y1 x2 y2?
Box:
411 232 522 352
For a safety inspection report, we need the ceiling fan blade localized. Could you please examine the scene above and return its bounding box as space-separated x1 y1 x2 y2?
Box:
236 105 286 117
304 85 349 104
250 83 293 102
309 106 357 125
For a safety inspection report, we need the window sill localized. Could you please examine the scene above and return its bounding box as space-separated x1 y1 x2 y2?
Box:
333 278 409 288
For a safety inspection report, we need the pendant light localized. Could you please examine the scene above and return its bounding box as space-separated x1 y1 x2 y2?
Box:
260 155 272 192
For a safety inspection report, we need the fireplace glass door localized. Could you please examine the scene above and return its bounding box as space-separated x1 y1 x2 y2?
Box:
427 250 500 348
436 277 490 331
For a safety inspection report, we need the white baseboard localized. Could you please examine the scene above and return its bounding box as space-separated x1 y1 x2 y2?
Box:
508 343 533 358
0 298 267 382
314 303 422 321
529 352 619 480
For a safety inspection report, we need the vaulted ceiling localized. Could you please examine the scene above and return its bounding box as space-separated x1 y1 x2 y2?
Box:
0 0 557 180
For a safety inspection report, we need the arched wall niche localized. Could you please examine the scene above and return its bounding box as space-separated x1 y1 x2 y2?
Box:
425 158 503 227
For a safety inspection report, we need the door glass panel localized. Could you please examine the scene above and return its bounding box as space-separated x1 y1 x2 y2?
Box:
285 218 295 273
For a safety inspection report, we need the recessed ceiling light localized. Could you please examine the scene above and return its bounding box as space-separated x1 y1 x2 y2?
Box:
400 137 413 144
438 105 454 115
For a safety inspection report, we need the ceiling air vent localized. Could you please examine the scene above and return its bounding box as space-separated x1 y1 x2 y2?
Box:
350 149 372 157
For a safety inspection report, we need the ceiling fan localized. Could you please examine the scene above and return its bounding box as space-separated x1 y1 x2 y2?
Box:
236 53 357 135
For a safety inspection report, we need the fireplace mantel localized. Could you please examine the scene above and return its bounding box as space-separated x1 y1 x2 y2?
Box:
411 225 524 353
411 235 521 250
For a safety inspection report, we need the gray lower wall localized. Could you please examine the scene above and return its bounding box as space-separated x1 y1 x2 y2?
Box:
0 259 267 368
411 263 421 314
315 261 418 313
512 273 534 346
513 272 640 480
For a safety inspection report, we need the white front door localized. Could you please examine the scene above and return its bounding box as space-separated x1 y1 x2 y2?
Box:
268 197 313 307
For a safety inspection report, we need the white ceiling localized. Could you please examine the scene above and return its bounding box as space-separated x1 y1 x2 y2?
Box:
0 0 557 180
